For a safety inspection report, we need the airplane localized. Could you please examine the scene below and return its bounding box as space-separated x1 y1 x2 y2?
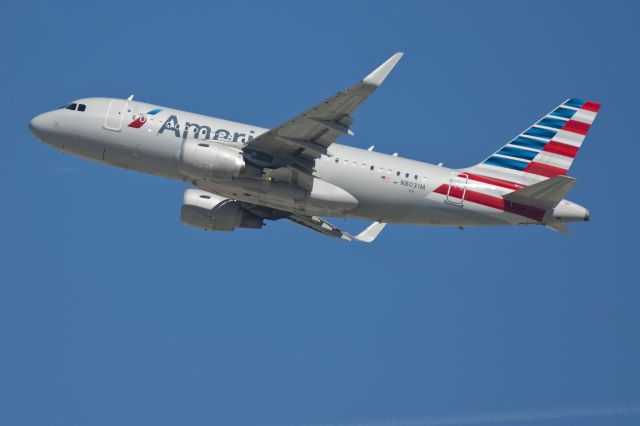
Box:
29 53 599 242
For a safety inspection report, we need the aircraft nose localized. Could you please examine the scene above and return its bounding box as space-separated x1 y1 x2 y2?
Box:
29 113 48 138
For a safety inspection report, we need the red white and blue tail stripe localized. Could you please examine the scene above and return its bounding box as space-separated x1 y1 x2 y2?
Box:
468 98 601 185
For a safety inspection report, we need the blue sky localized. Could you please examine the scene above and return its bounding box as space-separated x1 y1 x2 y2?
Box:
2 1 639 425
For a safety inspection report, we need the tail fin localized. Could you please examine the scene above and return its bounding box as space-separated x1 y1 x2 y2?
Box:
467 98 601 186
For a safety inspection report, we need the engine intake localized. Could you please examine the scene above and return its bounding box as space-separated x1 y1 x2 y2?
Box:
179 140 244 181
180 189 263 231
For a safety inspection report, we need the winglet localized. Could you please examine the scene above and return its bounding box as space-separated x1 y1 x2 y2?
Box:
354 221 387 243
363 52 404 87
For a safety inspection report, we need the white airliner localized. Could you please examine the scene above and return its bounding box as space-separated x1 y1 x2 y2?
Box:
29 53 599 242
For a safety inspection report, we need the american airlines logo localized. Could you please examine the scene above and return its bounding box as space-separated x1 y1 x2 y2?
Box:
128 109 162 128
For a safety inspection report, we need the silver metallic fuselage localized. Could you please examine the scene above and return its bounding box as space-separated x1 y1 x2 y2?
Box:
30 97 588 228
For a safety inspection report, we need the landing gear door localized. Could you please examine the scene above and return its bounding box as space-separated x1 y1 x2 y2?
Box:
104 100 128 131
445 172 468 206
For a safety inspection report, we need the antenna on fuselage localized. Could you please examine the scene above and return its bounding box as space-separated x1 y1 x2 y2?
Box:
127 94 134 101
367 146 375 151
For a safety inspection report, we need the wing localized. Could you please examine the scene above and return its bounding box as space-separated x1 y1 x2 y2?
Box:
243 53 404 178
222 200 387 243
288 215 387 243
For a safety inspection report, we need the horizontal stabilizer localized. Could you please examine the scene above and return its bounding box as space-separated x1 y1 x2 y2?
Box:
546 222 572 234
504 175 577 209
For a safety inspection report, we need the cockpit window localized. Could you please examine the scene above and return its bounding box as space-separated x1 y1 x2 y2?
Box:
60 103 86 111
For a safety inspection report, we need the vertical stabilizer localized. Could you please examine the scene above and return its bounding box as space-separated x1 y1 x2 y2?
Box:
467 98 601 186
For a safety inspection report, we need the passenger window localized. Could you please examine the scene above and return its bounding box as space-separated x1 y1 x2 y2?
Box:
78 104 86 112
335 158 339 163
414 174 418 180
370 165 374 170
66 103 77 111
396 171 400 176
405 173 409 178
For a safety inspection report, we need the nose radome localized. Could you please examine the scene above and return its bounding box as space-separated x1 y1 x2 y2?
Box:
29 113 47 138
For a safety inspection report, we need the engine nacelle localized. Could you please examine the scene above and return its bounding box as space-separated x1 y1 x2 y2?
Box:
179 140 244 181
180 189 263 231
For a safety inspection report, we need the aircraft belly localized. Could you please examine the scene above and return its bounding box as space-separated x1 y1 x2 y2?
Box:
39 130 104 162
351 200 525 226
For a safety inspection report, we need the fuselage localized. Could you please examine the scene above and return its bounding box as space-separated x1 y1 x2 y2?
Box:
29 97 588 228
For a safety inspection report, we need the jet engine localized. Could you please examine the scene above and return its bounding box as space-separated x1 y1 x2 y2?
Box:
179 140 244 181
180 189 263 231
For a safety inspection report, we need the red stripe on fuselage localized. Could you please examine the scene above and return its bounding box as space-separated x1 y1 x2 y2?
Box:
524 162 567 178
460 173 526 190
433 184 546 222
561 119 590 135
542 141 579 158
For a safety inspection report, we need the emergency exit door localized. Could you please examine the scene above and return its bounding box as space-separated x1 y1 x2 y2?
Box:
103 100 128 131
